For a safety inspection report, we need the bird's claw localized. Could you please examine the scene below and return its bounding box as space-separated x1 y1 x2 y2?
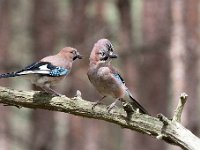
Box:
106 104 118 113
3 104 22 109
91 102 103 110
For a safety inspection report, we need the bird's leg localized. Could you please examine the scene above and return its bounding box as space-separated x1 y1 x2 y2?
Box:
92 96 106 109
107 98 119 112
44 86 63 96
37 85 62 96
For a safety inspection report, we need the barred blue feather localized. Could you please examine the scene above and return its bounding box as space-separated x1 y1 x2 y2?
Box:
49 67 69 77
113 73 125 85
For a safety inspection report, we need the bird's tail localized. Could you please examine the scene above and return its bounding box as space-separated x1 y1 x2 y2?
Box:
128 92 149 115
0 72 20 78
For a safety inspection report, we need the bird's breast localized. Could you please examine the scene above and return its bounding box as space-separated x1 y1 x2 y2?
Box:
88 68 126 98
26 74 64 87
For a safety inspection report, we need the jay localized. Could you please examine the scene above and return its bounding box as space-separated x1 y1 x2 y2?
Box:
0 47 82 95
87 39 148 114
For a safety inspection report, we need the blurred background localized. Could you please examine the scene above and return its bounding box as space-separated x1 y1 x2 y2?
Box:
0 0 199 150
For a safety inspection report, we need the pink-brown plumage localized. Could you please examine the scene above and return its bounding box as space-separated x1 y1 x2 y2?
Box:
0 47 82 96
88 39 148 114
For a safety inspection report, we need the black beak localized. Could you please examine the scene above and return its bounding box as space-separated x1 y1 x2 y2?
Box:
108 51 118 59
73 52 83 60
77 53 83 59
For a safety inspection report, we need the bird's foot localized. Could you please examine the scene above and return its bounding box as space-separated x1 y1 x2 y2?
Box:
91 101 103 110
106 105 118 113
106 104 118 113
37 85 63 96
3 104 22 109
106 99 119 113
43 86 63 97
53 92 63 97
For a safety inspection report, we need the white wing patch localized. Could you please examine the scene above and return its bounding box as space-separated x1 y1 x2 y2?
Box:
18 64 51 75
18 70 50 75
38 64 50 71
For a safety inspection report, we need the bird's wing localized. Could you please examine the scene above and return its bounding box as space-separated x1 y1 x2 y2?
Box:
111 68 149 114
16 61 69 77
112 73 125 85
109 65 125 85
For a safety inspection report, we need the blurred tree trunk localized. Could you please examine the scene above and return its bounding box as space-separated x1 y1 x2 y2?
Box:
134 0 172 150
140 0 171 115
169 0 185 117
67 0 89 47
116 0 137 149
169 1 199 150
168 2 185 150
183 0 200 134
30 0 57 150
0 0 11 150
65 1 90 150
117 0 135 85
32 0 57 56
0 0 10 75
65 1 121 150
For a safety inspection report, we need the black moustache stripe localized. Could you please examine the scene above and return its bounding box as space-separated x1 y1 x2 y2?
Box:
100 56 109 61
73 56 78 61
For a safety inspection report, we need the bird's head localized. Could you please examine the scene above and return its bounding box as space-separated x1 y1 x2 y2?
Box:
59 47 82 61
89 39 118 64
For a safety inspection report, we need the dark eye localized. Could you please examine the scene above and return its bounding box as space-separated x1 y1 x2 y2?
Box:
101 52 105 56
71 50 76 54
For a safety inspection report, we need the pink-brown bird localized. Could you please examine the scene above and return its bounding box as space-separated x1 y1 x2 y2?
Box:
0 47 82 95
87 39 148 114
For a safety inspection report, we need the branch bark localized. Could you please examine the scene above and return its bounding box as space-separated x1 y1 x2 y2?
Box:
0 86 199 150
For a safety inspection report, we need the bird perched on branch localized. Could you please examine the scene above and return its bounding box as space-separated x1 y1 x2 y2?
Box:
0 47 82 96
87 39 148 114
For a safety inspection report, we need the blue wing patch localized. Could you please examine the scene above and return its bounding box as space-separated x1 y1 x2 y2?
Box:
113 73 125 84
49 67 69 77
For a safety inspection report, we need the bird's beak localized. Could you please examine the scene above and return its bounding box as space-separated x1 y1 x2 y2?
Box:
77 52 83 59
73 52 83 60
108 51 118 59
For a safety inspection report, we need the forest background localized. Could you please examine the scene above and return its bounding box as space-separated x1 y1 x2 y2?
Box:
0 0 199 150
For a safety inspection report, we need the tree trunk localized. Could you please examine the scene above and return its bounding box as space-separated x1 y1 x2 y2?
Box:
183 0 199 134
30 1 57 150
117 0 137 149
0 0 11 149
65 1 91 150
136 0 172 149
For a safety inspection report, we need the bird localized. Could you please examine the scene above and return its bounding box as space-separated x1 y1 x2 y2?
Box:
0 47 82 96
87 39 148 114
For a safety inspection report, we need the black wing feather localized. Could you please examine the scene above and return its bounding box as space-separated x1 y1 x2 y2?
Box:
18 61 55 72
0 62 57 78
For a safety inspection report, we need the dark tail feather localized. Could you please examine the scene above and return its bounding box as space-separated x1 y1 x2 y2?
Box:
0 72 20 78
129 95 149 115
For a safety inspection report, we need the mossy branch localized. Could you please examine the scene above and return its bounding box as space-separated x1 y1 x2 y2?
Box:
0 86 199 150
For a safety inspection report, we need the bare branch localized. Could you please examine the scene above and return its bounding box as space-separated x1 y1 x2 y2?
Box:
0 86 199 150
173 93 188 122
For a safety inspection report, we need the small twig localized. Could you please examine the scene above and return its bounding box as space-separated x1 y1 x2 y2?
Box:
157 113 171 126
156 113 171 140
172 93 188 122
75 90 82 99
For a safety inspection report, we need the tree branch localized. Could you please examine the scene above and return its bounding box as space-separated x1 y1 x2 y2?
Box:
0 86 199 150
173 93 188 122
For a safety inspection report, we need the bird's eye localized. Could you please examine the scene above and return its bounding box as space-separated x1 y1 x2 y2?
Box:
101 52 105 56
71 50 76 54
